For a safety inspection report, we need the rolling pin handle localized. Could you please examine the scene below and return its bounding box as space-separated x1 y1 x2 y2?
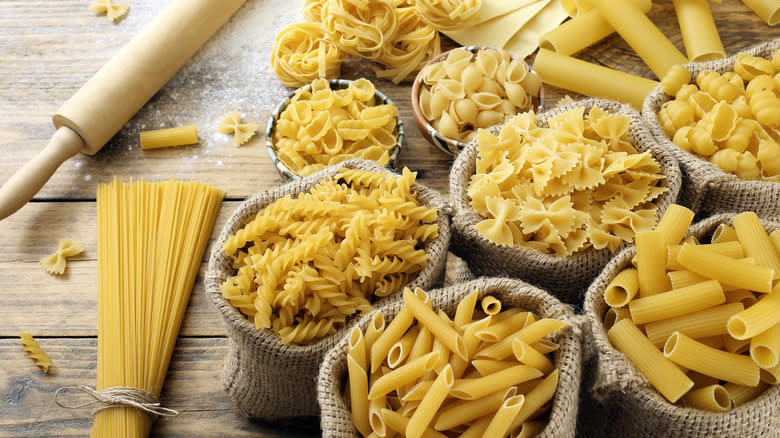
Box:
0 126 84 220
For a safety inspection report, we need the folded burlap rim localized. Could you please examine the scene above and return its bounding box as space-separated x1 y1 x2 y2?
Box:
317 276 584 438
583 212 780 423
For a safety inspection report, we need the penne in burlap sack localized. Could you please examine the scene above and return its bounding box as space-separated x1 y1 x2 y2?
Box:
318 277 583 438
449 98 681 305
580 213 780 438
205 159 451 420
642 38 780 219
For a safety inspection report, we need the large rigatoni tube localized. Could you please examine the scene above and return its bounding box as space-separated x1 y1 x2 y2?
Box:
673 0 725 62
533 48 658 109
677 243 774 293
636 230 668 297
733 211 780 280
629 280 725 325
727 285 780 340
608 320 693 403
680 384 732 412
588 0 688 79
742 0 780 25
540 0 652 56
664 332 760 386
644 302 744 347
654 204 696 247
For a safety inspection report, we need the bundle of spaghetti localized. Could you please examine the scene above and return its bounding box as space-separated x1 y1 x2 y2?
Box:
93 179 224 437
413 0 482 32
321 0 399 60
271 22 346 88
220 167 439 344
373 6 441 84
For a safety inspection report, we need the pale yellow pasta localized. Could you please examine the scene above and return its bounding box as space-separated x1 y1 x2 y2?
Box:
761 362 780 384
374 7 441 84
750 322 780 369
19 333 54 373
476 311 531 343
270 22 345 88
608 319 693 402
661 64 694 97
483 394 526 438
480 295 502 315
535 49 658 109
512 339 554 374
644 302 744 347
138 125 198 150
629 280 725 325
723 381 771 406
321 0 399 60
604 267 640 308
636 230 668 297
434 387 516 431
664 331 760 386
380 408 447 438
507 369 561 431
89 0 128 22
514 420 547 438
217 111 257 147
371 305 415 373
387 325 419 368
741 0 780 25
475 319 568 361
454 290 479 329
728 285 780 340
604 307 632 331
735 53 776 82
349 326 368 372
40 238 84 275
667 241 745 271
673 0 725 62
348 355 372 436
733 211 780 279
677 243 774 293
403 288 468 360
406 364 454 438
368 352 439 400
413 0 482 31
654 204 695 246
449 364 543 400
680 384 732 412
712 223 739 243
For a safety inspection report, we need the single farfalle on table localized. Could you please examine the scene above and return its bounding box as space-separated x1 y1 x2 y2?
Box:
40 238 84 275
19 333 54 373
89 0 129 22
217 111 258 147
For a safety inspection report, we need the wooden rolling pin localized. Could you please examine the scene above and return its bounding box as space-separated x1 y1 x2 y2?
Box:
0 0 247 220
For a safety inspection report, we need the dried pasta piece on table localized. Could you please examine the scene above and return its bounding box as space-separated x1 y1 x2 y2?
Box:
40 238 84 275
89 0 129 22
217 111 258 147
19 333 54 373
140 125 199 150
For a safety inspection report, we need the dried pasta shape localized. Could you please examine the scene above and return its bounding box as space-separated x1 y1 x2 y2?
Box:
475 196 523 246
757 139 780 176
301 0 326 22
734 53 776 81
700 102 738 142
89 0 129 22
217 111 258 147
40 238 84 275
696 71 743 104
19 334 54 373
414 0 482 31
271 22 345 87
321 0 399 60
374 7 441 84
561 143 606 190
748 90 780 127
661 64 692 96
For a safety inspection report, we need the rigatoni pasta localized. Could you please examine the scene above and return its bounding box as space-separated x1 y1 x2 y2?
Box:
139 125 198 150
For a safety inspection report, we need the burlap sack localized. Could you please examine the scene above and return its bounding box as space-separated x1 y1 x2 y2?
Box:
205 159 451 421
450 98 682 306
318 277 583 438
642 38 780 219
580 213 780 438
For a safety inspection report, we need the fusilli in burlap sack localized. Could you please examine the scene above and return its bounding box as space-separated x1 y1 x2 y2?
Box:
580 213 780 438
205 159 451 421
642 38 780 219
450 98 682 305
318 277 583 438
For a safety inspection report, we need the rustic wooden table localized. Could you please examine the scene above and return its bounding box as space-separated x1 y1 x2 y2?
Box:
0 0 776 436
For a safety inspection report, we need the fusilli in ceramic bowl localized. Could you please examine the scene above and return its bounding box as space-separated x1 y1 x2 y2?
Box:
411 46 544 156
266 78 404 182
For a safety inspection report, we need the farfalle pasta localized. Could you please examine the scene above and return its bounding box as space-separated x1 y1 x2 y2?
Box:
270 22 346 88
658 47 780 182
220 167 439 344
468 106 667 256
89 0 129 22
418 48 540 143
40 238 84 275
217 111 257 147
271 78 399 177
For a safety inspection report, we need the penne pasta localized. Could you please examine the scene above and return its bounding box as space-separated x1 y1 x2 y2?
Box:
475 319 568 360
513 420 546 438
512 339 554 374
760 362 780 384
507 369 560 431
480 295 502 315
475 311 530 342
434 387 517 431
387 325 419 368
403 289 468 361
348 355 372 437
471 359 518 376
451 316 492 379
368 352 440 400
449 365 543 400
483 394 526 438
454 290 479 329
629 280 725 325
676 243 774 293
381 408 447 438
608 319 693 403
349 326 368 371
724 289 759 307
664 332 760 386
365 311 386 352
406 364 454 438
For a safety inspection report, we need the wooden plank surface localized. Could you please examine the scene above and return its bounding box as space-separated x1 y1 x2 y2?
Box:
1 0 778 436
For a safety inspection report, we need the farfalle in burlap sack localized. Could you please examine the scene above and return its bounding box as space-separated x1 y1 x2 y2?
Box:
642 38 780 219
580 213 780 438
449 98 682 306
318 277 583 438
205 159 451 421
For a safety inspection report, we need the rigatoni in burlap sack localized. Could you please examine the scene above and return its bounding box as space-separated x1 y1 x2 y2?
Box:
318 277 583 438
450 98 682 305
205 159 451 420
580 213 780 438
642 38 780 219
